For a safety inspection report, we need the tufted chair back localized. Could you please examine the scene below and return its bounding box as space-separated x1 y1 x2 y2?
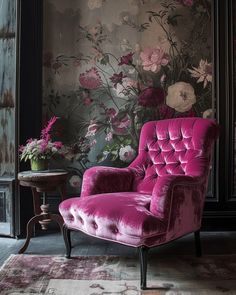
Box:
129 118 218 194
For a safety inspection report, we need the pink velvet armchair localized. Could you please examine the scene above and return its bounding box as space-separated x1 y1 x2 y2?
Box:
59 117 219 289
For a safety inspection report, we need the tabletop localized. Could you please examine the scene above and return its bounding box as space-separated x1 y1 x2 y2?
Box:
18 170 68 182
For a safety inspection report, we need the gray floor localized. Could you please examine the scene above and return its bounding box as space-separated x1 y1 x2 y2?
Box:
1 230 236 268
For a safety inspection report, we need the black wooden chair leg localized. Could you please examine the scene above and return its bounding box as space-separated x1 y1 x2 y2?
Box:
138 246 149 290
194 230 202 257
63 224 71 258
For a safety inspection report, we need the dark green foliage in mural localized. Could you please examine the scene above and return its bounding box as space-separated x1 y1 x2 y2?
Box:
43 0 213 192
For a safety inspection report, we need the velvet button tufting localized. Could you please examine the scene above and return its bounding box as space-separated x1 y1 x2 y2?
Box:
69 215 74 222
78 216 84 224
110 225 118 234
92 222 98 229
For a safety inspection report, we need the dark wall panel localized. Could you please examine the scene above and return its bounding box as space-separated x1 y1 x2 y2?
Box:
0 0 16 177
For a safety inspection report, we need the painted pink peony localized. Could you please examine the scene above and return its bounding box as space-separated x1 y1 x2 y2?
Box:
79 67 102 89
140 46 169 73
138 87 165 107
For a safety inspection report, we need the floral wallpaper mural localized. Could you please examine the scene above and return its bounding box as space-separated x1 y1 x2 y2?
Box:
43 0 213 193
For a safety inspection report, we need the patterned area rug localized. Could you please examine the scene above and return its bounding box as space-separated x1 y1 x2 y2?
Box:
0 254 236 294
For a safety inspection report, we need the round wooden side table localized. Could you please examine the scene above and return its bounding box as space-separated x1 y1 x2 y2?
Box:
18 170 68 254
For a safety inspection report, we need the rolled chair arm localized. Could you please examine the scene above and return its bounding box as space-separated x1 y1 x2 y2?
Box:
81 166 135 198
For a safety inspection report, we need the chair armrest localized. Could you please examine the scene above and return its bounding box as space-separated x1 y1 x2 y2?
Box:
150 175 204 218
81 166 134 197
151 175 206 239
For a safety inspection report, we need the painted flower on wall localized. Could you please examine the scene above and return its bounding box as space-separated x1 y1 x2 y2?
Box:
119 145 136 162
111 113 131 135
79 67 102 89
166 82 196 113
105 108 117 118
118 52 134 66
85 122 100 137
203 108 213 119
138 87 165 107
188 59 212 88
140 46 169 73
110 72 127 88
69 175 81 188
105 132 113 141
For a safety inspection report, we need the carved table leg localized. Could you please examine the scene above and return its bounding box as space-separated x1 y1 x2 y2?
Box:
18 214 50 254
18 214 64 254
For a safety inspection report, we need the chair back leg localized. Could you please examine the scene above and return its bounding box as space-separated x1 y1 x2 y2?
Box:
138 246 149 290
63 224 72 258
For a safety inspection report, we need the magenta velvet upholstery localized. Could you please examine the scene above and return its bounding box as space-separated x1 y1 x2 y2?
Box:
59 118 219 248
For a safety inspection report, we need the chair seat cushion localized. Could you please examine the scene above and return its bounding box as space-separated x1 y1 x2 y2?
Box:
59 192 167 247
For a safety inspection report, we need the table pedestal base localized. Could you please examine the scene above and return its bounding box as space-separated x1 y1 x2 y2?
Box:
39 204 51 230
18 213 64 254
17 170 68 254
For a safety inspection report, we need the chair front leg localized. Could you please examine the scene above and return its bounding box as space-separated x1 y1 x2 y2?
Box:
194 230 202 257
138 246 149 290
63 224 72 258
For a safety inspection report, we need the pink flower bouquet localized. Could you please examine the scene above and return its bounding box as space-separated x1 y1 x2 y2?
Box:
19 117 63 162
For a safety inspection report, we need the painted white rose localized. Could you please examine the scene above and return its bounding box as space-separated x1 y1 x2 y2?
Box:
69 175 81 188
166 82 196 113
51 147 58 152
119 145 136 163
